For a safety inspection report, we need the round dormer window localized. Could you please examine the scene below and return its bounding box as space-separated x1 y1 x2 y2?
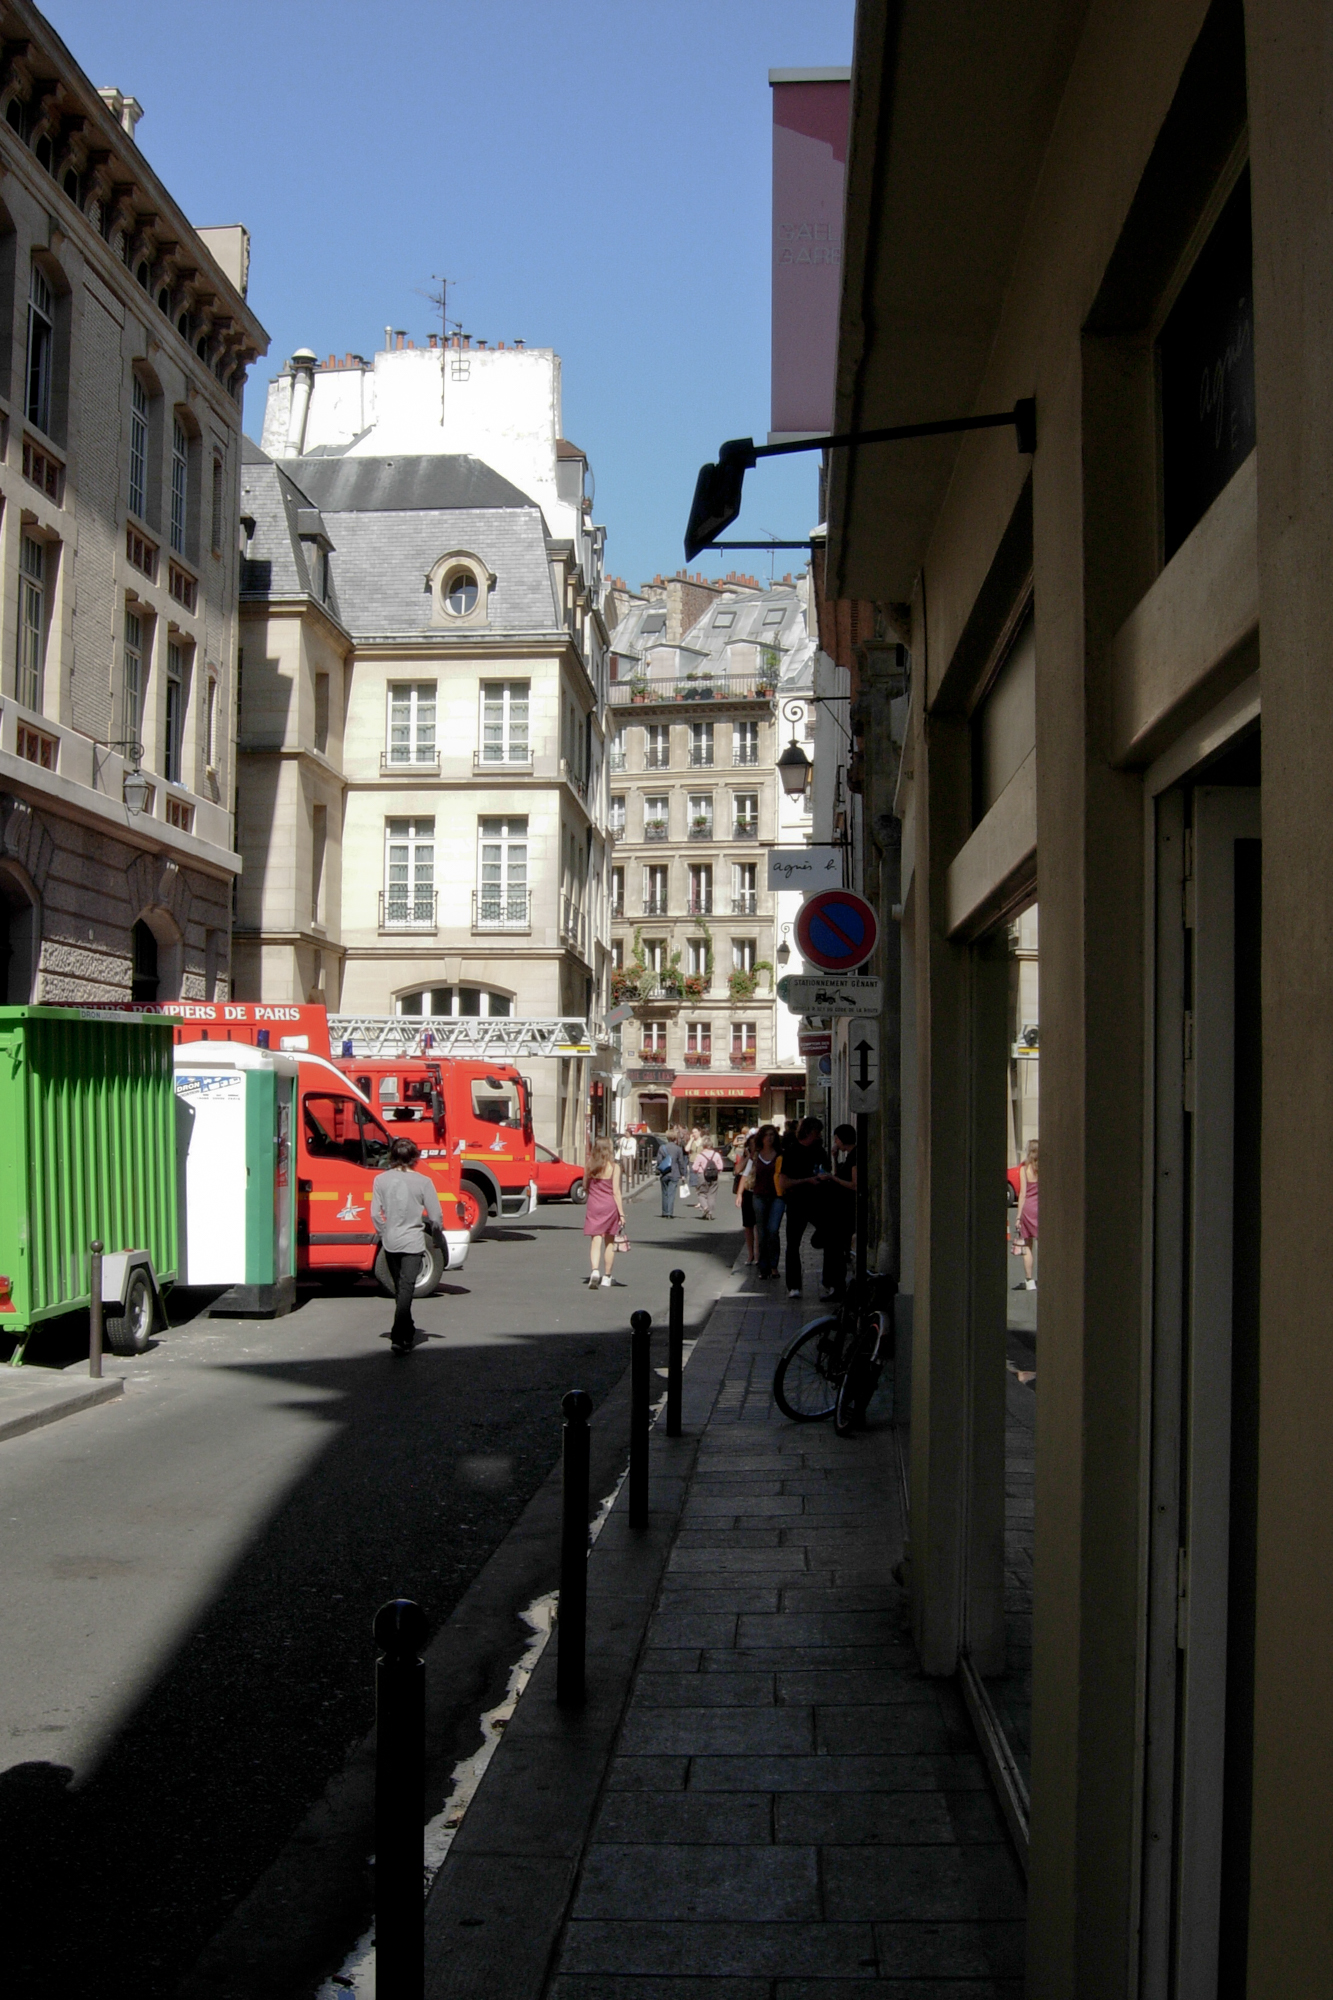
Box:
444 570 479 616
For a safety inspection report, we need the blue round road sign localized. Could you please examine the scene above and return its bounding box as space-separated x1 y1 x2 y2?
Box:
794 889 878 972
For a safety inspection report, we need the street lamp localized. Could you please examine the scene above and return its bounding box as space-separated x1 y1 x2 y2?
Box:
777 735 811 800
103 738 150 815
683 399 1036 561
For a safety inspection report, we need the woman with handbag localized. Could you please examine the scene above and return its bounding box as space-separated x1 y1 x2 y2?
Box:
582 1135 625 1287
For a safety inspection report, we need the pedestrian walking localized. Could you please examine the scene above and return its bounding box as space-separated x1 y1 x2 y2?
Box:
1013 1138 1039 1289
693 1140 726 1219
370 1136 446 1354
746 1123 785 1278
616 1127 638 1186
583 1136 625 1287
819 1123 858 1299
682 1125 705 1204
776 1117 832 1298
733 1130 758 1263
656 1126 687 1218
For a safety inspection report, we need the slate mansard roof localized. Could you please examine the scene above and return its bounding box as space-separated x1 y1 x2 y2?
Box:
239 440 561 638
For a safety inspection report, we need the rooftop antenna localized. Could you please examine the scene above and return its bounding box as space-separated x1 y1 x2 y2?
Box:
417 274 462 425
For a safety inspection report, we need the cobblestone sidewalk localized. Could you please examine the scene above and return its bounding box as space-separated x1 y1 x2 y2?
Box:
549 1285 1025 1997
422 1278 1025 1997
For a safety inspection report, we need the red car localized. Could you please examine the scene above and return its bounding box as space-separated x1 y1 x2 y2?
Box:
534 1144 586 1203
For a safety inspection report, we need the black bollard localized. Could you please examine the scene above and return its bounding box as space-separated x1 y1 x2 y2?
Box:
558 1389 592 1707
665 1268 685 1437
629 1310 652 1529
373 1597 428 2000
88 1240 103 1380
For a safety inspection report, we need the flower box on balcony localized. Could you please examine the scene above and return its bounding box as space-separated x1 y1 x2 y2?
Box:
682 974 709 1001
684 1051 712 1068
731 1049 757 1069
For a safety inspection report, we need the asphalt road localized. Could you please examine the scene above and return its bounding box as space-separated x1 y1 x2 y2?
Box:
0 1183 743 1999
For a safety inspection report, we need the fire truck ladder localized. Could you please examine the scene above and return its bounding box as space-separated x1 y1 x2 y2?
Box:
327 1017 599 1059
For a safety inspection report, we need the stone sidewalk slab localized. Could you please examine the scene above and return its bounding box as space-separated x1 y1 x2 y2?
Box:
0 1366 121 1443
423 1281 1025 1997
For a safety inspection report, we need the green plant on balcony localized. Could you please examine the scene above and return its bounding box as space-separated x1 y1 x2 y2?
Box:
755 646 780 696
628 673 650 703
683 972 709 1001
727 957 772 1002
610 966 641 1005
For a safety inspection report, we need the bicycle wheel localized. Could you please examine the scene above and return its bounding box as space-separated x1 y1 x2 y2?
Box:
773 1316 843 1421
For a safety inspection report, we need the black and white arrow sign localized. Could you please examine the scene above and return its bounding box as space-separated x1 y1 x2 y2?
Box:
847 1015 880 1113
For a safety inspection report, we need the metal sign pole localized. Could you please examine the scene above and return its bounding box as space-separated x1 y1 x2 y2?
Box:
855 1113 868 1290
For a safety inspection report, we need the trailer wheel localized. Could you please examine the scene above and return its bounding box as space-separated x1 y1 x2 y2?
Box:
374 1242 445 1300
106 1269 155 1356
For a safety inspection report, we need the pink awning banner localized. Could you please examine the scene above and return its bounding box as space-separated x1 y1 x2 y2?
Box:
770 69 850 438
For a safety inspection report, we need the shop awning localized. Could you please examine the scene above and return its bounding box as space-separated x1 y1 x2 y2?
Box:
671 1075 764 1099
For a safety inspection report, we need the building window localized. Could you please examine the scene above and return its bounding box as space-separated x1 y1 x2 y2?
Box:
211 454 224 555
26 264 53 434
397 985 512 1018
644 793 669 839
477 814 528 926
480 679 530 763
713 610 736 629
387 681 437 765
609 727 626 772
732 862 757 914
641 1019 667 1055
444 568 479 616
689 720 714 767
384 817 435 926
688 793 713 839
732 937 755 973
611 866 624 917
611 937 624 971
205 675 217 770
124 609 145 746
762 607 786 626
688 863 712 916
686 1021 711 1054
733 718 758 766
609 794 626 838
17 535 45 710
164 640 186 785
733 791 759 836
129 377 148 519
645 722 670 769
644 863 669 916
732 1022 756 1058
170 419 190 555
687 937 709 977
643 939 666 973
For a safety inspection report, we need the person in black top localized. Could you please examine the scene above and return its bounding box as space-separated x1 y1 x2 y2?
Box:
819 1123 858 1299
776 1116 832 1297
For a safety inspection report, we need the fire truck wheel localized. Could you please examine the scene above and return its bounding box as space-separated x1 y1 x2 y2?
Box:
374 1243 445 1300
106 1268 155 1355
457 1182 488 1233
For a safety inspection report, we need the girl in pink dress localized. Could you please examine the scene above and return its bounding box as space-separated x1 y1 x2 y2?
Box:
582 1136 624 1288
1015 1138 1039 1289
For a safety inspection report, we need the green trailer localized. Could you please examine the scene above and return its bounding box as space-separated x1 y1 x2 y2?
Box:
0 1007 178 1360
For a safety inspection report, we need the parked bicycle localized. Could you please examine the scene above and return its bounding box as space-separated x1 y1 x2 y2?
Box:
772 1271 897 1436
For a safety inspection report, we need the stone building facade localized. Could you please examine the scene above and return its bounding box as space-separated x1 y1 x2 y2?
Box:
607 577 814 1138
236 338 614 1154
0 4 265 1004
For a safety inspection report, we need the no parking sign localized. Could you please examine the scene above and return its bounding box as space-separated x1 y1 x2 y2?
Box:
793 889 878 973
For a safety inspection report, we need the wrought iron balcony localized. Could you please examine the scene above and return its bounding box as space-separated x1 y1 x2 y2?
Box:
471 889 532 933
730 892 757 915
686 895 713 916
609 672 777 707
379 889 438 933
644 821 669 841
688 820 715 840
643 894 670 917
731 820 759 839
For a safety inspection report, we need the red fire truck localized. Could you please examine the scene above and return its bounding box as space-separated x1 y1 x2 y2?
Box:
334 1057 538 1232
86 1003 472 1297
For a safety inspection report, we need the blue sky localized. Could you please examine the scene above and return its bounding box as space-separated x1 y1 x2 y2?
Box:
49 0 854 589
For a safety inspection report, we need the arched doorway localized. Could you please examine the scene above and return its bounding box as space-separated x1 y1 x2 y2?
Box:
131 919 159 1002
0 868 37 1002
130 910 184 1003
